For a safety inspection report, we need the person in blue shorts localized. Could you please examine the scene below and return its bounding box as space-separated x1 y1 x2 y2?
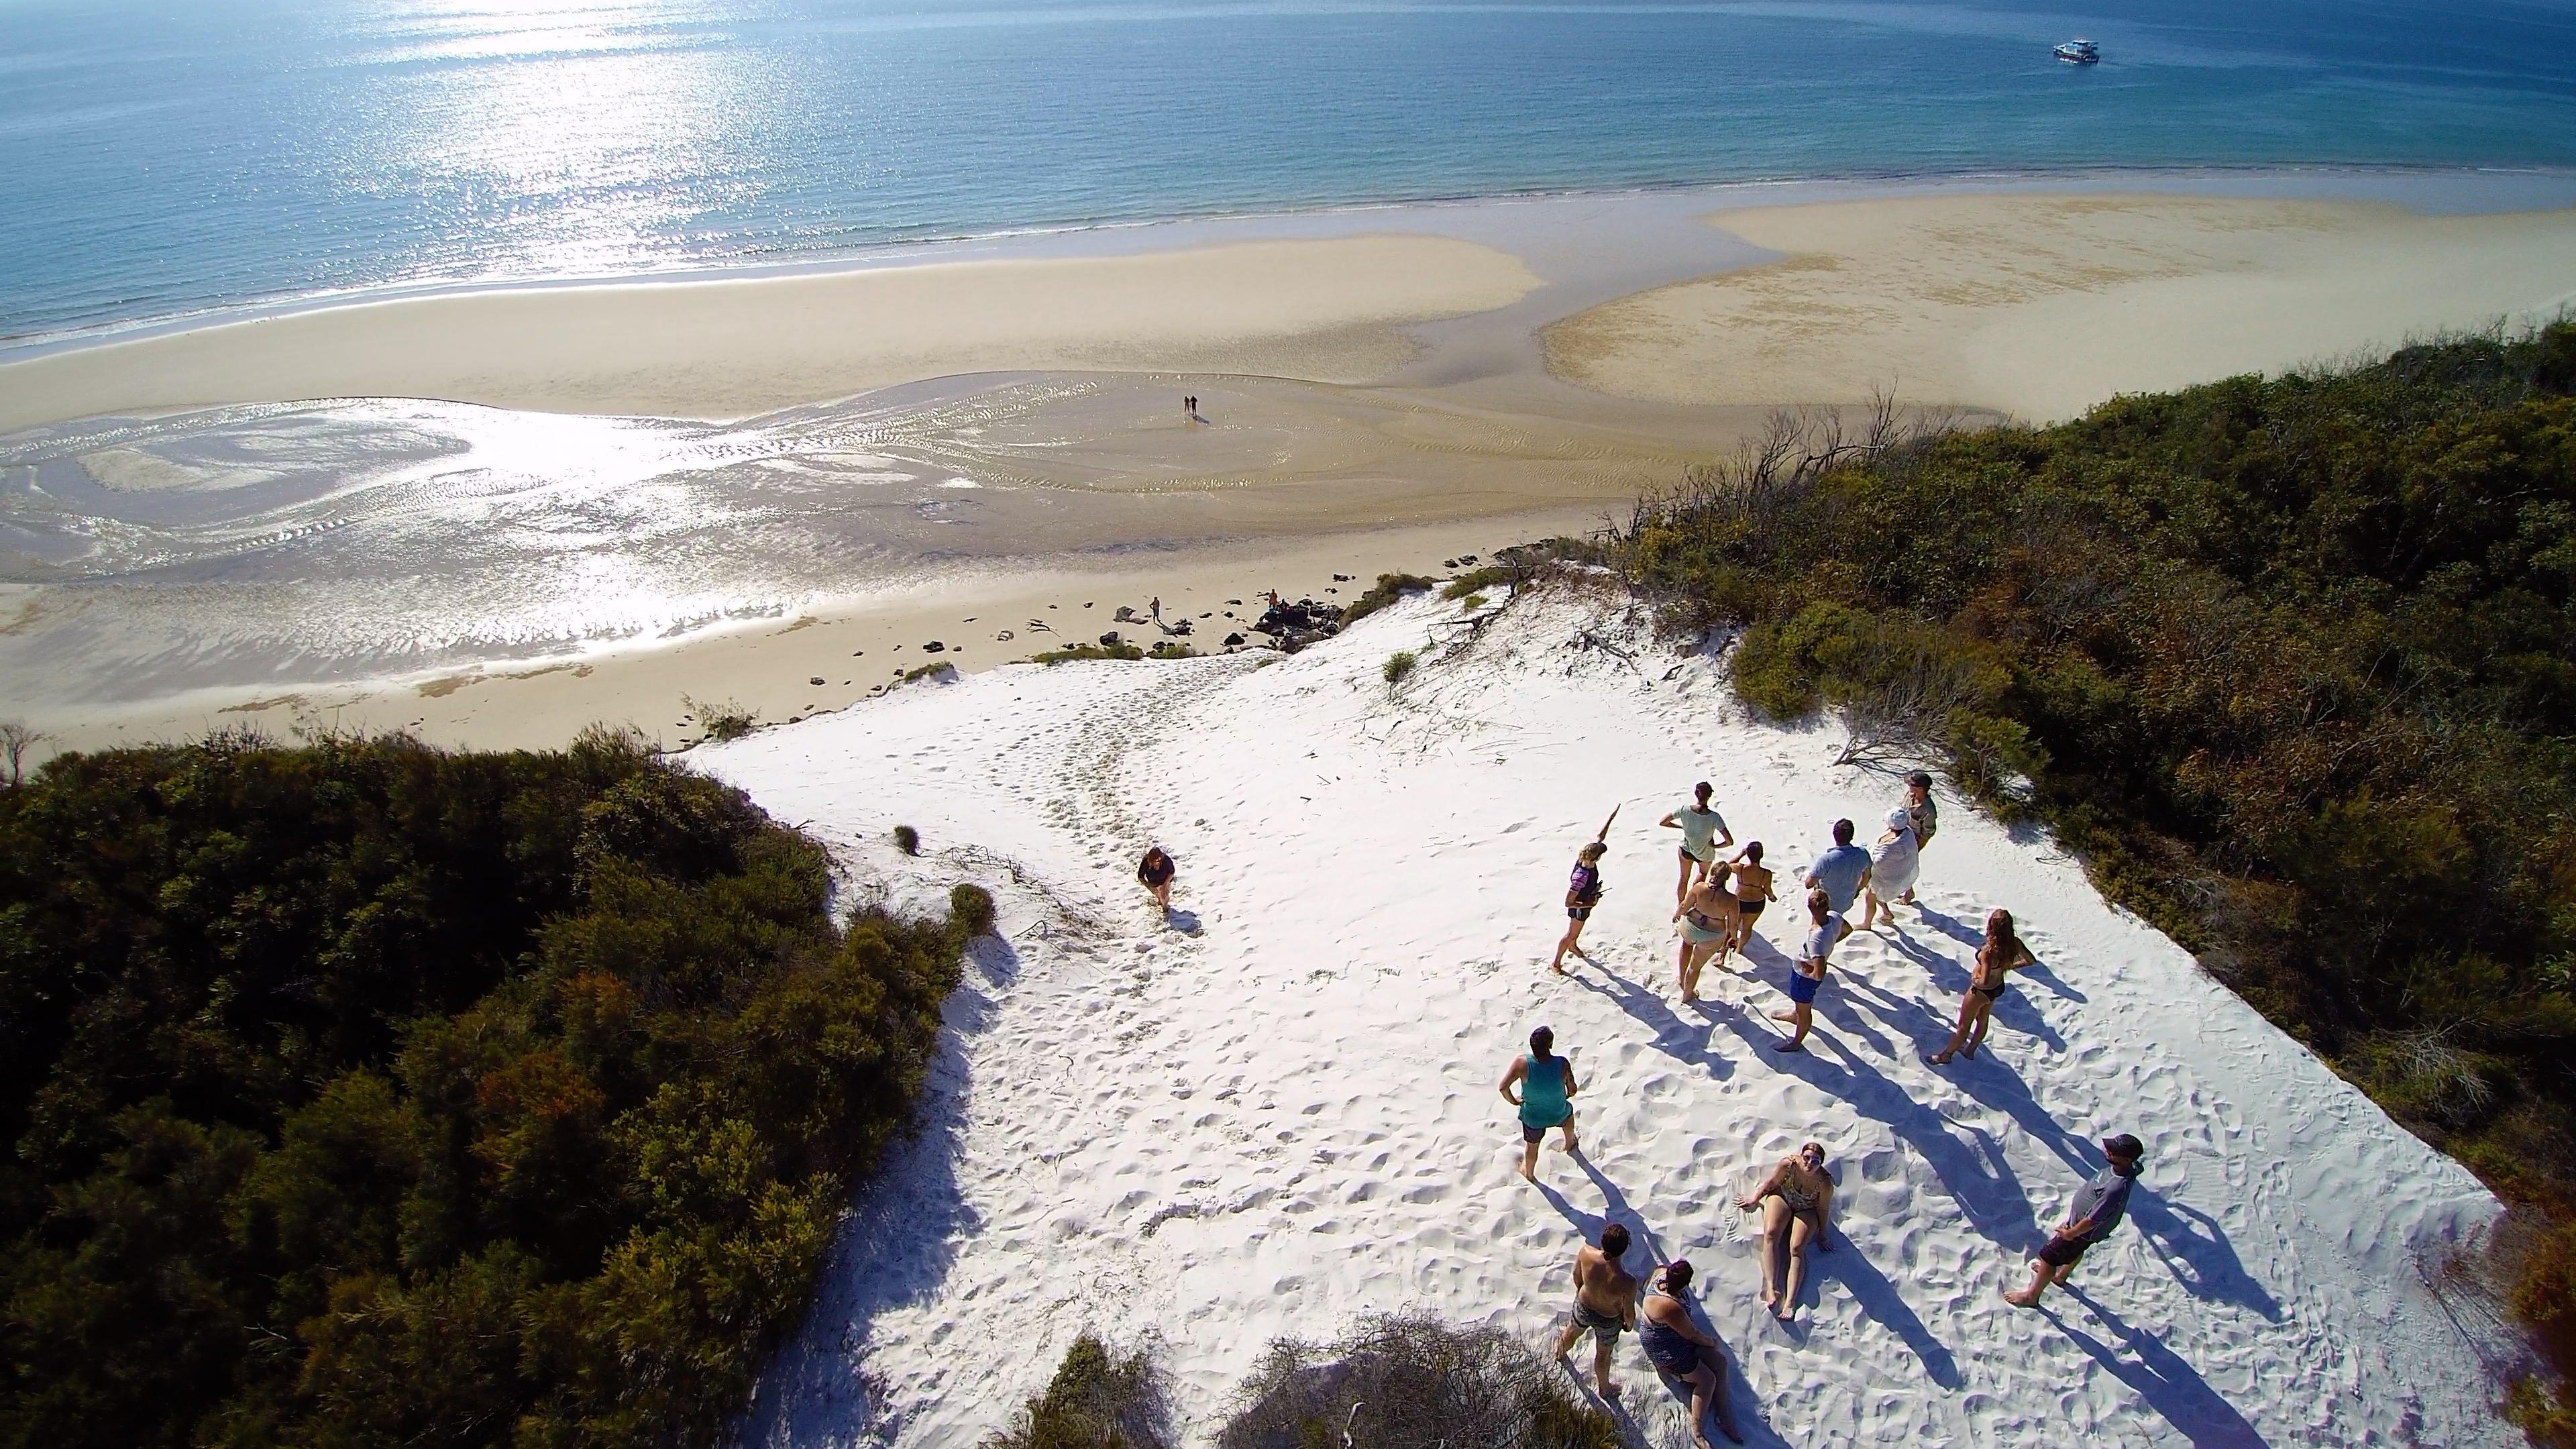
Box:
2007 1134 2145 1306
1770 887 1842 1053
1500 1024 1582 1181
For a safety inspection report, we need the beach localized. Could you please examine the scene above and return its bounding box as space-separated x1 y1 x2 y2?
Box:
9 177 2576 761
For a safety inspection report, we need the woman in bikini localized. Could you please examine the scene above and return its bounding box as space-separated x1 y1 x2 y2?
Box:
1727 842 1776 954
1670 862 1740 1002
1926 908 2037 1065
1638 1260 1743 1446
1735 1141 1835 1318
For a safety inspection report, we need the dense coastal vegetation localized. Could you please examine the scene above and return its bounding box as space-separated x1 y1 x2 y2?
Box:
1620 321 2576 1436
0 731 982 1448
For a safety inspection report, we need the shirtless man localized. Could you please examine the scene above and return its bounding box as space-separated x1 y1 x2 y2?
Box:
1660 782 1735 905
1552 1222 1640 1401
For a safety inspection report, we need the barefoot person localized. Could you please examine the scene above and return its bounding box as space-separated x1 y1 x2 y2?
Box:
1551 839 1609 973
1727 843 1776 953
1858 806 1920 931
1639 1261 1744 1446
1771 888 1841 1052
1735 1142 1836 1318
1671 868 1740 1002
1802 819 1870 947
1552 1222 1638 1401
1501 1025 1580 1181
1927 908 2037 1065
1136 846 1176 912
1660 782 1733 906
2007 1134 2145 1307
1901 771 1938 903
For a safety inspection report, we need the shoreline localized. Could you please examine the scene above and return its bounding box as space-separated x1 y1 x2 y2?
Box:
8 162 2576 369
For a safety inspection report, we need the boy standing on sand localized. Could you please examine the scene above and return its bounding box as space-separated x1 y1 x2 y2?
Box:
1552 1222 1639 1401
1660 782 1734 905
1771 888 1841 1053
2006 1134 2145 1307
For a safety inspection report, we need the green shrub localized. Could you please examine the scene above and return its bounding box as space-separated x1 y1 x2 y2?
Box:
951 882 997 938
1340 574 1437 625
1441 564 1517 600
1214 1314 1615 1449
682 694 759 741
983 1332 1170 1449
1033 643 1146 665
0 733 976 1448
1148 640 1195 660
1383 650 1418 685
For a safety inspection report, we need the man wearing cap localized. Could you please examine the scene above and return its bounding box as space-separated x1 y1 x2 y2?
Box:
2007 1134 2143 1307
1901 773 1938 904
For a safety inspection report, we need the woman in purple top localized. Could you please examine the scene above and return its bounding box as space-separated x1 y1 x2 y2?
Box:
1551 840 1608 973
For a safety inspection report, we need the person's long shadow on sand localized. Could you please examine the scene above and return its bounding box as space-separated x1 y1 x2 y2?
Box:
1727 932 1894 1059
1806 1231 1964 1390
1572 961 1735 1082
1707 1001 2043 1254
2049 1288 2273 1447
734 932 1019 1443
1874 928 2065 1051
1913 905 2086 1003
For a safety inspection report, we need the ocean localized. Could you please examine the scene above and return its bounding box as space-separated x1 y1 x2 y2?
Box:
5 0 2576 343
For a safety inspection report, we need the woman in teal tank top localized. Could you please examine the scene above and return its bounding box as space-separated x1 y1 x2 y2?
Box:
1500 1025 1582 1182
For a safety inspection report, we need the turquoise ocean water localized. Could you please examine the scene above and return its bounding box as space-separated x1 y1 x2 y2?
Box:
5 0 2576 343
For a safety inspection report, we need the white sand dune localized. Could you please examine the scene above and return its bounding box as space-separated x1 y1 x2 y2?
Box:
708 588 2502 1447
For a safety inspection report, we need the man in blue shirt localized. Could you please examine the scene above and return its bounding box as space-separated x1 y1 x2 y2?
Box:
2008 1134 2143 1307
1803 818 1872 946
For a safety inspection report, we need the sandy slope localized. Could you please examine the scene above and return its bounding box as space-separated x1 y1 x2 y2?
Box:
706 588 2504 1448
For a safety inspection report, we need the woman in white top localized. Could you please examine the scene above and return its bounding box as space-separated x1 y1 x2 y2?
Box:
1858 806 1919 931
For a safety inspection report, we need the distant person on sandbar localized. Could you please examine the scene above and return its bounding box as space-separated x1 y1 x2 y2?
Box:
1857 806 1920 932
1551 836 1609 973
1671 866 1739 1002
1552 1222 1638 1401
2006 1134 2144 1307
1137 846 1176 912
1638 1260 1744 1446
1771 888 1841 1052
1735 1141 1835 1318
1660 782 1734 905
1801 818 1870 947
1727 843 1776 953
1500 1024 1580 1181
1927 908 2035 1065
1901 771 1938 902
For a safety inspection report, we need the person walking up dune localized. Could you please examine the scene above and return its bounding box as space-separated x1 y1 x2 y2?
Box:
2007 1134 2144 1307
1736 1142 1835 1318
1802 819 1870 946
1137 846 1176 913
1727 843 1776 953
1858 806 1920 931
1552 1222 1638 1401
1661 782 1733 906
1771 888 1841 1053
1927 908 2036 1065
1501 1025 1581 1181
1672 867 1740 1003
1639 1260 1743 1446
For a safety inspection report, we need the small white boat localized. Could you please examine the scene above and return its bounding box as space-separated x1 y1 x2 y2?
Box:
2055 38 2100 63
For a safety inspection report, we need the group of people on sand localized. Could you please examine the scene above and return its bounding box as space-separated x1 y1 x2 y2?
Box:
1505 771 2147 1445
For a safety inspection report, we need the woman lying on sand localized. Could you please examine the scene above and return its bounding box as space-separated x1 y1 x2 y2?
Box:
1639 1261 1744 1446
1736 1142 1835 1318
1926 908 2037 1065
1499 1025 1580 1181
1672 866 1739 1002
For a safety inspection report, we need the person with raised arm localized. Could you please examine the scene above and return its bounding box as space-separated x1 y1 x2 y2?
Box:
1550 806 1617 973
